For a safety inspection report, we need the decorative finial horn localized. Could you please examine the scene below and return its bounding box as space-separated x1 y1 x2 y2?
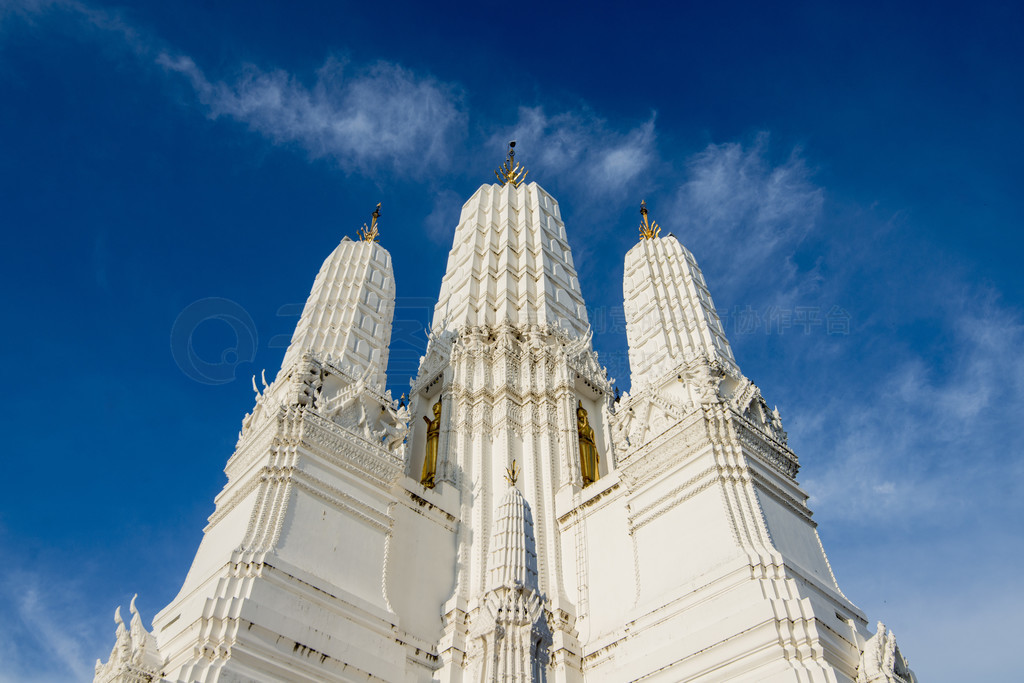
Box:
359 202 382 242
495 141 528 188
639 199 661 240
504 459 520 486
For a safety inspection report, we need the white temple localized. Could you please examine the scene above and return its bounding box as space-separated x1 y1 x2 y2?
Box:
96 147 917 683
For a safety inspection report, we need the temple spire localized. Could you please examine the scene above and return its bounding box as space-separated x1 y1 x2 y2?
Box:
431 180 590 339
624 227 736 387
281 206 395 387
469 484 550 681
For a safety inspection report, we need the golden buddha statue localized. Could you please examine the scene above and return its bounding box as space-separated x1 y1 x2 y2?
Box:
577 401 599 487
421 399 442 488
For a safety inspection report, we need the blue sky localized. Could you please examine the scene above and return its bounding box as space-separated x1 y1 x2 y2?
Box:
1 1 1021 680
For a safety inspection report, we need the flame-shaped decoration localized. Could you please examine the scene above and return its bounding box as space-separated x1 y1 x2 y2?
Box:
504 458 520 486
359 202 382 242
639 199 660 240
494 141 529 188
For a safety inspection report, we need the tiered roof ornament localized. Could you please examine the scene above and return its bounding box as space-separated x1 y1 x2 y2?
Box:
638 199 661 239
494 140 528 188
358 202 382 242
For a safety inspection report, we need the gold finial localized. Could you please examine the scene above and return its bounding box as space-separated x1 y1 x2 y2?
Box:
494 141 528 188
639 199 660 240
504 459 520 486
359 202 382 242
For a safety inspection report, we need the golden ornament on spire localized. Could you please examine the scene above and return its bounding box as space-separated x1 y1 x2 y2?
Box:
494 141 528 188
504 459 520 486
638 199 660 240
359 202 382 242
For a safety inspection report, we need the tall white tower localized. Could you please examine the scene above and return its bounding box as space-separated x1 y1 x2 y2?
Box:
576 206 882 681
391 172 614 683
280 208 395 386
97 208 415 683
96 152 917 683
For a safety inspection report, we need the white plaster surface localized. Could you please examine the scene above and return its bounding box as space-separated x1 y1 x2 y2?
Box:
433 183 589 339
624 234 737 389
282 237 395 389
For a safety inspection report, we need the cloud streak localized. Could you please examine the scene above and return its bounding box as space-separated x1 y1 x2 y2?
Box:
158 55 467 176
668 135 1024 531
0 0 152 56
490 105 658 198
672 134 824 303
800 293 1024 523
2 0 468 176
0 567 102 682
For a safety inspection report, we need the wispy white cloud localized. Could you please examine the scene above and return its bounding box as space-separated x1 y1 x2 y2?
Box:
483 105 660 290
0 0 70 27
800 293 1024 522
2 0 467 176
0 567 104 682
490 105 658 198
158 54 466 175
422 188 463 244
0 0 151 55
668 136 1024 531
6 5 1023 682
672 134 824 302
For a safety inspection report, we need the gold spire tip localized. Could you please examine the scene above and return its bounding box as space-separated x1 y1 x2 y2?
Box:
494 140 528 188
504 459 520 486
359 202 382 242
639 199 660 240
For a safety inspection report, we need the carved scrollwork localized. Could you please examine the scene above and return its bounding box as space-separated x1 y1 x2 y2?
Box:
734 422 799 479
94 595 161 683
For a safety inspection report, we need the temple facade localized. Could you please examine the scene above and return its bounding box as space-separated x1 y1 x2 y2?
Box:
96 153 917 683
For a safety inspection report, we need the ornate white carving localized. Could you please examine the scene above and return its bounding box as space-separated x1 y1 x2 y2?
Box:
734 420 800 479
730 377 789 445
683 355 726 404
857 622 918 683
611 385 691 453
94 595 161 683
303 411 404 488
618 415 708 491
466 486 552 683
